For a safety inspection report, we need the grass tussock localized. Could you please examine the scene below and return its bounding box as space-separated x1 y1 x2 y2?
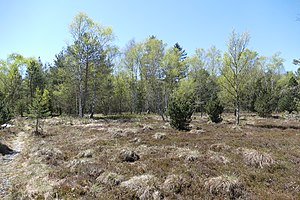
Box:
239 148 275 168
205 175 244 199
1 113 299 199
96 172 124 186
118 149 140 162
162 174 190 194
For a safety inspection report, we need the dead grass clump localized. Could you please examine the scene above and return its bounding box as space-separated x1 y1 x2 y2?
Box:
67 161 104 178
121 174 160 199
239 148 275 168
137 186 162 200
185 154 199 162
96 172 124 186
207 151 230 164
176 147 200 161
209 143 231 152
67 159 90 172
44 117 62 126
119 149 140 162
162 174 190 194
190 127 206 134
23 176 58 200
77 149 94 158
108 128 127 138
124 128 139 135
153 132 167 140
205 175 244 198
130 137 141 144
108 127 137 138
121 174 157 190
36 147 65 165
141 125 154 131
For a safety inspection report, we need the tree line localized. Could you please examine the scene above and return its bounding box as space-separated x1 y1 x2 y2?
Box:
0 12 299 127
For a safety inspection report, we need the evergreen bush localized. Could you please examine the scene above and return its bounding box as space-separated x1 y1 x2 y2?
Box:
205 94 224 123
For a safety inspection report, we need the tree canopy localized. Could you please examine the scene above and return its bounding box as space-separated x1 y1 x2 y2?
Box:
0 12 299 129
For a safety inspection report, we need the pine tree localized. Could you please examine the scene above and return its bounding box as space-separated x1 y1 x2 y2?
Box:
29 88 50 135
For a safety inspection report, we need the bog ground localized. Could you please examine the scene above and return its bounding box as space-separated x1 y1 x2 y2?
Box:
0 113 299 199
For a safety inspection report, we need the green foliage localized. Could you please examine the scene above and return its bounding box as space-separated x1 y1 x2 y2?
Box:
278 76 299 113
29 88 50 134
113 72 130 113
168 80 195 130
29 88 50 117
0 100 10 124
255 92 273 117
288 76 298 87
205 94 224 123
278 95 296 113
136 80 146 113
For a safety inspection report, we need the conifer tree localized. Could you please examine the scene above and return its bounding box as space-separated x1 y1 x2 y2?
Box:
29 88 50 135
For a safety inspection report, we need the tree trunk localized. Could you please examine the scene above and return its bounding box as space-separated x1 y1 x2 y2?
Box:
83 59 89 115
79 80 84 118
35 116 39 133
235 101 240 125
235 73 240 125
159 110 165 121
90 79 97 118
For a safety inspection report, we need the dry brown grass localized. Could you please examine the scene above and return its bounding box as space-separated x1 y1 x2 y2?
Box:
153 132 167 140
209 143 231 152
205 175 244 198
162 174 190 194
1 113 299 199
238 148 275 168
120 174 161 199
96 171 124 186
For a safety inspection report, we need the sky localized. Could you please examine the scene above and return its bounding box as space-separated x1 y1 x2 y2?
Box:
1 0 300 72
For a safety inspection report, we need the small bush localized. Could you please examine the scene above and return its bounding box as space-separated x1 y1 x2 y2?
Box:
255 92 273 117
0 100 10 124
168 89 195 131
205 94 223 123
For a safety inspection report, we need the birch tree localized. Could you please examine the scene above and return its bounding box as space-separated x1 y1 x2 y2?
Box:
68 12 116 117
221 31 258 125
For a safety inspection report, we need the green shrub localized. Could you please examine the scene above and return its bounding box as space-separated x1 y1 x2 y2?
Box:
0 101 10 124
168 81 195 130
254 92 273 117
205 94 223 123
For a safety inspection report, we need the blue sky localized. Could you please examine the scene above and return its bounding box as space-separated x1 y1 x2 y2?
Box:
1 0 300 71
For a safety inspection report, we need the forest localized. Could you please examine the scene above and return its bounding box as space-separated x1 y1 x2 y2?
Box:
0 12 300 199
0 12 299 127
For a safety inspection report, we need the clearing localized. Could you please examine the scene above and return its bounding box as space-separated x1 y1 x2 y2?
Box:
0 114 299 199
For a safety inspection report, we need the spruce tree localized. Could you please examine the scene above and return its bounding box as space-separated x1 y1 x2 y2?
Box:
29 88 50 135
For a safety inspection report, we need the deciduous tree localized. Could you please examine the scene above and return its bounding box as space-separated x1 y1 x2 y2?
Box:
221 31 258 125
